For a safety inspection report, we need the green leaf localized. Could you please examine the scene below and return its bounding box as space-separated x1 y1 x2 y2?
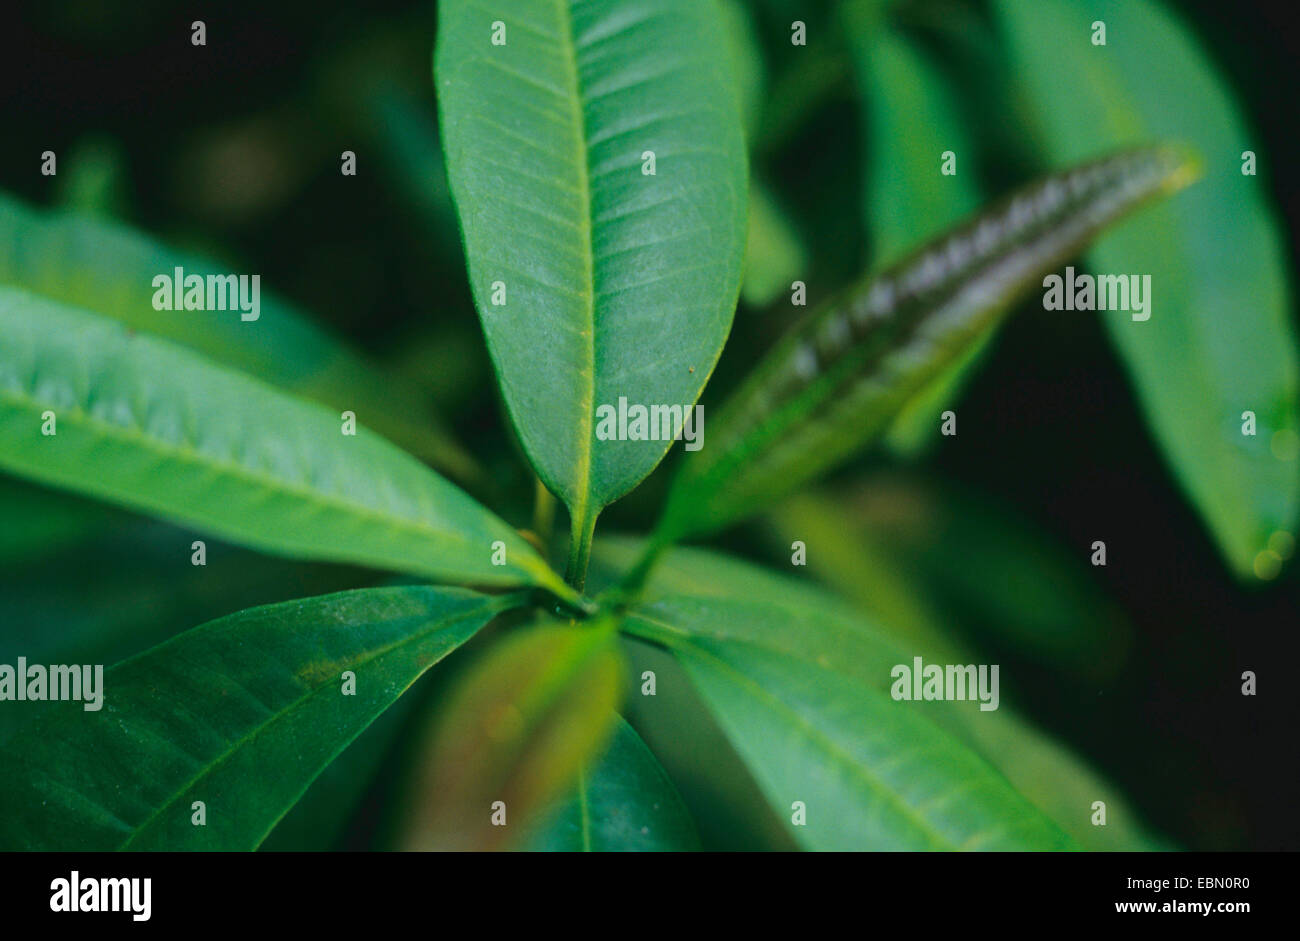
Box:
399 618 624 850
761 492 1166 850
0 586 517 850
770 480 1133 683
522 715 700 851
657 146 1198 540
593 536 1168 850
718 0 767 140
0 523 367 713
0 288 572 599
842 3 990 454
848 5 980 267
0 477 117 566
261 685 419 851
435 0 748 565
54 137 128 219
742 179 808 308
995 0 1300 578
754 42 850 156
374 98 469 262
720 0 806 312
624 595 1076 850
0 193 478 482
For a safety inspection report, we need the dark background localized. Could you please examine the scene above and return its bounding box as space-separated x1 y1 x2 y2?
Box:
1 0 1296 849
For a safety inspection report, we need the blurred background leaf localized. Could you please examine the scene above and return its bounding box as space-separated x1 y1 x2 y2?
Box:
0 477 118 568
843 0 993 455
995 0 1300 579
741 179 809 310
768 476 1133 683
719 0 767 141
658 147 1198 543
54 135 129 219
398 620 624 850
0 193 479 484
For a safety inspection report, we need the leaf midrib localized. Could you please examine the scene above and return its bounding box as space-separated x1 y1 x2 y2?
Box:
553 0 597 529
577 768 593 851
626 612 986 850
0 384 549 586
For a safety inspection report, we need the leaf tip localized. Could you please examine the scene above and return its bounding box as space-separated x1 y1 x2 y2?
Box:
1150 142 1204 195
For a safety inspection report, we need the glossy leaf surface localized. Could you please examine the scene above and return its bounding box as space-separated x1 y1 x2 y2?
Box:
659 147 1198 539
436 0 748 551
0 288 571 597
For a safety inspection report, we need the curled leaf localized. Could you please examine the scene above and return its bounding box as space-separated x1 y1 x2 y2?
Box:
658 146 1199 540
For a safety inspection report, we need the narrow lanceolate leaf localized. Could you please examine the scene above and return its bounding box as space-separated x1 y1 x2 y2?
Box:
0 587 518 850
0 289 572 599
624 596 1075 851
996 0 1300 579
0 194 478 482
593 537 1169 850
400 619 624 850
658 147 1198 540
436 0 748 568
522 715 700 851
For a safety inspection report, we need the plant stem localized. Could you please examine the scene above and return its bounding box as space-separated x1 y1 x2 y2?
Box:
564 512 597 593
532 477 556 564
